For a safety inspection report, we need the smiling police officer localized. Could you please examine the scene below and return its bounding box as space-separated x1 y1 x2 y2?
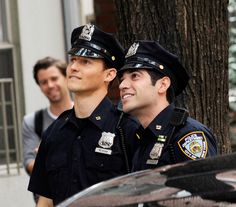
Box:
28 24 139 206
118 40 217 171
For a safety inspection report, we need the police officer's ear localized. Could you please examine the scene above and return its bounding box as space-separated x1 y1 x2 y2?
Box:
157 76 171 94
104 68 117 83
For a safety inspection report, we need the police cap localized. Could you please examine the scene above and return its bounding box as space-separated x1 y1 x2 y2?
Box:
119 40 189 96
68 24 124 70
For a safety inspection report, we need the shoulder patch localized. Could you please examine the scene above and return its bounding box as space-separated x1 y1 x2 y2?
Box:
177 131 208 160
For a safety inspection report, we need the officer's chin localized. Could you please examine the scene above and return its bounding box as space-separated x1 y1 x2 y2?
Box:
122 104 136 115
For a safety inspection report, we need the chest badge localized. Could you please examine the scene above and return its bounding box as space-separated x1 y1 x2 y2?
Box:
178 131 208 160
146 143 164 165
95 132 115 155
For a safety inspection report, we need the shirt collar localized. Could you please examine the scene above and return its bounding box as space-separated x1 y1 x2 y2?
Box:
59 109 76 129
135 104 175 142
148 104 174 135
60 96 115 130
87 96 115 130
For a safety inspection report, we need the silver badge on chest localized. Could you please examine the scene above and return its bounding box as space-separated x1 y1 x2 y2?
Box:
79 24 95 41
146 143 164 165
125 42 139 58
95 132 115 155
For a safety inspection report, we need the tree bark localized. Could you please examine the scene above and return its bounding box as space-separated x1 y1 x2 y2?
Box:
114 0 230 154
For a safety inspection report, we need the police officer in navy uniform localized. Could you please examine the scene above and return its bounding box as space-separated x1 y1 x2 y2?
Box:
118 40 217 171
28 24 139 206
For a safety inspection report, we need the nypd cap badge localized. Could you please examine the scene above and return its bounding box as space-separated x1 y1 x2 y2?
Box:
125 42 139 58
79 24 95 41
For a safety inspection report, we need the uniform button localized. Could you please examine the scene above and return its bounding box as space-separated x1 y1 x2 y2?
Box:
73 179 77 183
100 163 104 167
77 135 81 140
73 157 77 161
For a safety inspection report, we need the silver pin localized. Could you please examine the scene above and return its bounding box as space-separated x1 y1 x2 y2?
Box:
125 42 139 58
95 116 101 120
79 24 95 41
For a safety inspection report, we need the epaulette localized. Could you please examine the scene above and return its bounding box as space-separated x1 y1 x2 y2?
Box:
170 107 189 126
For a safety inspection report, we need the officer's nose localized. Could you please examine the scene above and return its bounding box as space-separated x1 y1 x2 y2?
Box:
68 61 80 73
119 77 130 91
70 62 78 71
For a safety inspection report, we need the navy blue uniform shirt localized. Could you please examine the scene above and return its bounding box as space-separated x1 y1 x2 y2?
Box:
28 97 139 205
132 104 217 171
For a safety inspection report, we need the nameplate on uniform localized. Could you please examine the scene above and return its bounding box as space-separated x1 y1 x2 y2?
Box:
95 147 112 155
146 159 159 165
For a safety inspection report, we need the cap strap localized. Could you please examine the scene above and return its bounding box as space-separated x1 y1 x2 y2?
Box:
134 57 165 70
76 41 113 60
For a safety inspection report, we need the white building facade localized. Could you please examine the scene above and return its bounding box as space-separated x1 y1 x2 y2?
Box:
0 0 94 168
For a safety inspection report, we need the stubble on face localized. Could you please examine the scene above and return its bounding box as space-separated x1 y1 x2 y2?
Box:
38 66 67 104
120 70 158 117
66 57 108 96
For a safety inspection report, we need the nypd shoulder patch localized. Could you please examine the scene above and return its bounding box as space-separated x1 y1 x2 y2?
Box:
177 131 208 160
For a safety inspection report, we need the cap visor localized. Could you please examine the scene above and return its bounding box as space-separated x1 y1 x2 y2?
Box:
67 47 103 59
119 63 154 72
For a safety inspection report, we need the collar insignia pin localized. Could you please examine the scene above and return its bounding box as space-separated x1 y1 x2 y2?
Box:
95 116 101 120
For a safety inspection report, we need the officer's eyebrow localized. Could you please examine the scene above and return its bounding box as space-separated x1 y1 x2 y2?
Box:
123 69 140 74
118 69 140 82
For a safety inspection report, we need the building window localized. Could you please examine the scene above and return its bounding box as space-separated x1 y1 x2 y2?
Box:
0 0 8 42
0 0 22 174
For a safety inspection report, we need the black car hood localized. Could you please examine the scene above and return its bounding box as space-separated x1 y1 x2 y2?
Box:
57 153 236 207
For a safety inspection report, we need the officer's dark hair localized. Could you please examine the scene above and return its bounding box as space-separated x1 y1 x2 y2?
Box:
102 59 117 87
103 59 112 70
33 56 67 85
118 69 175 103
147 70 175 104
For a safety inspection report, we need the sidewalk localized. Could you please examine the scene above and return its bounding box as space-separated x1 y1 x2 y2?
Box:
0 165 35 207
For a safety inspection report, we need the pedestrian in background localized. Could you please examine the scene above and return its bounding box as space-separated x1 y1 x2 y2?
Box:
22 56 73 202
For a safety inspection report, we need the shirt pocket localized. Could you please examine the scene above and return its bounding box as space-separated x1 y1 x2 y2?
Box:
85 151 126 184
87 151 124 171
45 154 69 202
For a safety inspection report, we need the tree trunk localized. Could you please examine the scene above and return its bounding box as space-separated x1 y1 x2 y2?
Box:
114 0 230 154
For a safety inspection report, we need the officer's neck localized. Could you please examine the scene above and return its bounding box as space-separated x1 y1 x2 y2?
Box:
136 102 169 129
73 90 107 118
